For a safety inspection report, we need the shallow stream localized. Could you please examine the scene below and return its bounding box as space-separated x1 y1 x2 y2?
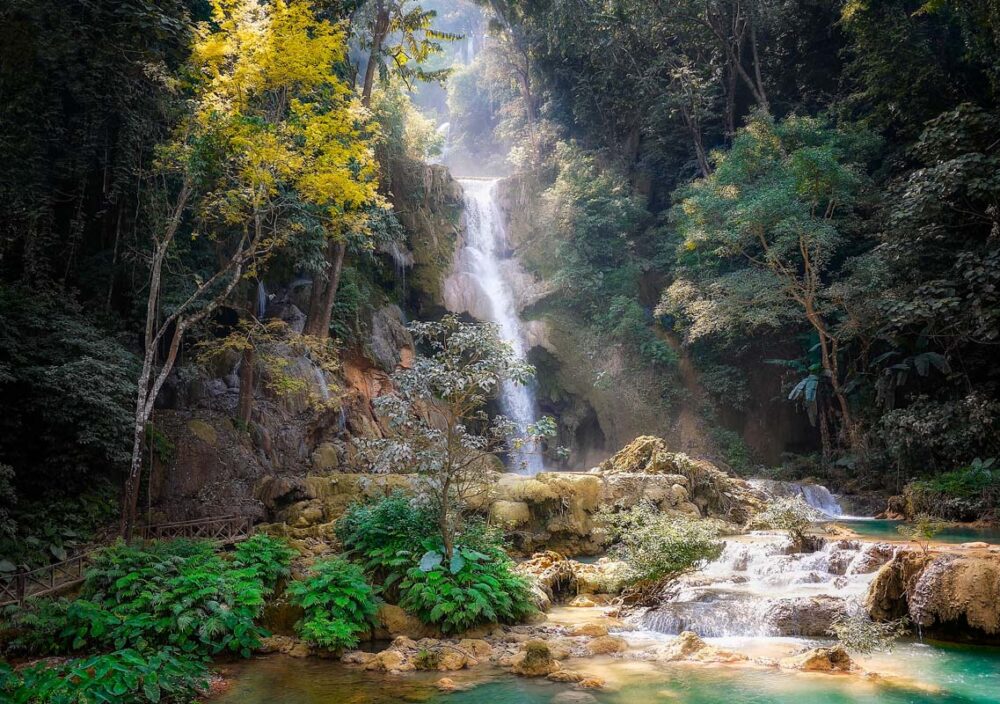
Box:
215 637 1000 704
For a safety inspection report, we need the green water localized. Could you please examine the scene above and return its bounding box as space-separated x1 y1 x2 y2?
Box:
831 519 1000 545
216 640 1000 704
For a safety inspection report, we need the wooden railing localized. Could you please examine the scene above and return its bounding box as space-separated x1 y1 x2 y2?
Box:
1 515 255 607
138 515 254 543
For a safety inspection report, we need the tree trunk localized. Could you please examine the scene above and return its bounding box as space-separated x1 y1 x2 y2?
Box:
361 2 389 108
237 345 255 426
304 240 346 339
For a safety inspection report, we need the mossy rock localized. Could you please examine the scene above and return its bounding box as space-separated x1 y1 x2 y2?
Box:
186 419 219 446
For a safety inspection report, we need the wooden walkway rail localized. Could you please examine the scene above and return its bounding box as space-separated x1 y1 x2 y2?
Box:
0 514 255 607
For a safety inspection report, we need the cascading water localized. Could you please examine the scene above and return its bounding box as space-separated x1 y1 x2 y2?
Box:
750 479 845 517
447 178 543 474
639 534 896 638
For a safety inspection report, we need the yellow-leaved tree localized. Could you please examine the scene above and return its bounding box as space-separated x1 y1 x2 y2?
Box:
122 0 381 537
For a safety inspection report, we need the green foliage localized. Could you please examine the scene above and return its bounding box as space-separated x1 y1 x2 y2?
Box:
356 315 551 554
0 288 140 489
828 614 910 654
287 557 378 651
336 493 436 595
232 533 297 594
0 482 117 570
896 514 945 555
746 496 820 543
0 647 208 704
399 526 535 634
6 539 269 658
595 502 723 590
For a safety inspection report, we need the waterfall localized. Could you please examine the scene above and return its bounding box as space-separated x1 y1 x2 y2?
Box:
640 535 895 638
750 479 844 517
312 367 330 401
256 280 268 319
452 178 543 475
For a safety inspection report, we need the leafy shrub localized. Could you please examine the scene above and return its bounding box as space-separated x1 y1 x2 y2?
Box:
399 526 535 634
0 481 117 571
906 458 999 520
745 496 820 543
828 614 909 654
232 533 296 593
287 557 378 650
6 539 269 658
596 502 723 590
336 493 436 595
896 514 946 555
0 647 208 704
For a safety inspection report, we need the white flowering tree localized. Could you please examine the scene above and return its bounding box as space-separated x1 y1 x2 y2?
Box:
355 315 555 558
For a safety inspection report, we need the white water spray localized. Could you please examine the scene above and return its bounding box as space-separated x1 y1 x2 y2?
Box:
448 178 543 474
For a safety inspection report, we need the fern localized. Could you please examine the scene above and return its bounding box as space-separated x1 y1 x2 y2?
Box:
287 557 378 651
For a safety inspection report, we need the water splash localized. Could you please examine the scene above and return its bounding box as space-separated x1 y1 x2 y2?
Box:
452 178 543 475
640 535 895 638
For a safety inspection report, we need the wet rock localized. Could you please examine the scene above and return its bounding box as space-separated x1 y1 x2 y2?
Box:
577 677 606 689
650 631 748 664
435 677 457 691
437 650 475 671
570 623 609 638
584 635 627 655
548 670 585 683
765 596 849 637
510 640 560 677
458 639 493 659
782 644 854 672
342 651 377 666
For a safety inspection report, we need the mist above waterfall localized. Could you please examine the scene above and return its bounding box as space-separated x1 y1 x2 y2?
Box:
445 178 544 474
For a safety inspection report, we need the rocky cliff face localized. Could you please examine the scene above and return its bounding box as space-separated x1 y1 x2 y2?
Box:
148 158 464 523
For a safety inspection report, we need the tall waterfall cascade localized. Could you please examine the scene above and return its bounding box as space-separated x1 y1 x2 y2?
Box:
444 178 543 474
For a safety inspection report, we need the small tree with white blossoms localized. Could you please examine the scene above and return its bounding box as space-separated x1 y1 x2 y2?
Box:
355 315 554 559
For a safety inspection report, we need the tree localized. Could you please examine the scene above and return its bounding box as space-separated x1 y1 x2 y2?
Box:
666 113 878 453
355 0 458 107
595 501 723 606
121 0 380 537
354 315 553 559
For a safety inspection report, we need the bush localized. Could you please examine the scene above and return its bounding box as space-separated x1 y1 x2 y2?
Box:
596 502 723 590
828 614 909 654
232 533 297 593
896 514 946 555
336 493 436 595
906 458 999 521
287 557 378 650
745 496 820 543
0 647 208 704
399 526 535 634
5 539 269 658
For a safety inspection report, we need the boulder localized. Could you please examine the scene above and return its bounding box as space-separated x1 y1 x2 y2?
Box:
548 670 585 683
377 604 437 639
510 640 560 677
435 678 457 691
782 645 854 672
570 623 609 638
650 631 748 664
491 500 532 528
584 635 627 655
457 639 493 659
765 596 850 637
